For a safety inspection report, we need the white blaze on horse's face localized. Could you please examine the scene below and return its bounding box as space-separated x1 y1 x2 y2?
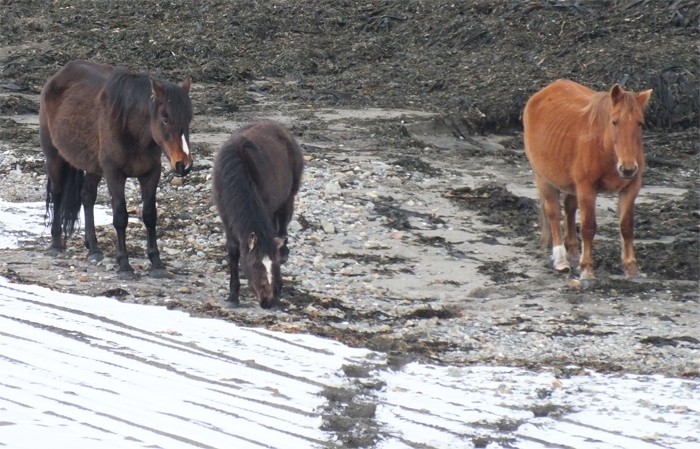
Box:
181 134 190 156
181 134 192 170
262 256 273 286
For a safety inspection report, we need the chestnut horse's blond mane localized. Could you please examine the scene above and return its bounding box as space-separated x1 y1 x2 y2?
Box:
581 90 643 133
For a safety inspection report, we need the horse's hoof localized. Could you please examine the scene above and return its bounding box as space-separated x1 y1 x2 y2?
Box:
149 268 173 279
47 247 64 257
87 252 104 263
117 270 137 280
554 263 571 273
225 295 240 306
279 245 290 264
580 270 595 281
579 278 596 290
624 263 644 279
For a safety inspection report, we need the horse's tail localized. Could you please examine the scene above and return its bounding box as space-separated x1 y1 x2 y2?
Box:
45 163 85 241
538 194 552 251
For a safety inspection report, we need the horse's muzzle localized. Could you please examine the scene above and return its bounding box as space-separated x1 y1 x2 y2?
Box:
174 161 191 177
617 164 638 179
259 296 280 310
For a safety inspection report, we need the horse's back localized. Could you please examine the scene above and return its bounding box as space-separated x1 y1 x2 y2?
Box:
40 61 113 125
523 80 595 191
234 122 302 197
244 121 302 176
40 60 114 172
41 60 111 105
523 80 594 132
214 122 302 213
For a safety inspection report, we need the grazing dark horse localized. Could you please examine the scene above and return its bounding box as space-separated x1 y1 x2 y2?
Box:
212 122 304 309
523 79 652 280
39 60 193 279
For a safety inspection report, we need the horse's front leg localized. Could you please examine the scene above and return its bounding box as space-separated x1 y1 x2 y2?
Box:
139 169 171 279
618 181 642 278
81 172 103 262
105 172 134 279
577 185 598 280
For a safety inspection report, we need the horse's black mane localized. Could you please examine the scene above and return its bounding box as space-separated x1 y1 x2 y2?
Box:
215 135 279 256
103 68 192 131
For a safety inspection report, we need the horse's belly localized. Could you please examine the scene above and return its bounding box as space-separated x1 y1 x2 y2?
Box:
52 131 103 174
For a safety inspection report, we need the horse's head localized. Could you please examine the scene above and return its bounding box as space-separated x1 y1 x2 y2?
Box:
150 76 194 177
607 84 653 179
241 232 286 309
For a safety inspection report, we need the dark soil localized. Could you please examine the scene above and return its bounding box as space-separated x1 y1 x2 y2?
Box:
1 0 698 131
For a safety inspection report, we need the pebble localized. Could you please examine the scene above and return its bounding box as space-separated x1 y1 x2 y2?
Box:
323 181 342 196
321 220 335 234
1 124 693 382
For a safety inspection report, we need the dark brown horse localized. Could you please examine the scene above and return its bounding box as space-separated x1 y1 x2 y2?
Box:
212 122 304 309
523 80 652 280
39 60 193 279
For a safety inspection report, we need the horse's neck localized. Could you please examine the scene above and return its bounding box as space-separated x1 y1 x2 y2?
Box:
231 163 277 240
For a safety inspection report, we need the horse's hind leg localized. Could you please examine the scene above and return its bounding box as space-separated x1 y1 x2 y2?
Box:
536 176 569 272
138 169 171 279
42 145 66 254
225 233 241 304
40 126 62 252
563 193 580 265
274 196 295 264
81 173 103 262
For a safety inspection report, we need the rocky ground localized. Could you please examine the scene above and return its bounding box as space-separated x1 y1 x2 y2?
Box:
0 0 698 379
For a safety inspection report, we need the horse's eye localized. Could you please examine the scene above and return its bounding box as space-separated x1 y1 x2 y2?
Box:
612 121 618 127
638 122 644 127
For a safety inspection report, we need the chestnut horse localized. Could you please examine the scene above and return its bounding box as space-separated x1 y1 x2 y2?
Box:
39 60 193 279
523 79 652 280
213 122 304 309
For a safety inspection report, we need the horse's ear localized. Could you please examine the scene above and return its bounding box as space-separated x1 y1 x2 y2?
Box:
181 76 192 94
248 233 257 251
150 78 166 104
610 84 624 105
274 236 286 249
637 89 653 109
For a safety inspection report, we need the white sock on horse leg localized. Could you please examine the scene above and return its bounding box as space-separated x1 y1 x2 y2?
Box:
552 245 570 271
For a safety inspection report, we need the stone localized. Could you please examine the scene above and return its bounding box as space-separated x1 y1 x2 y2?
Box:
321 220 335 234
323 181 342 196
